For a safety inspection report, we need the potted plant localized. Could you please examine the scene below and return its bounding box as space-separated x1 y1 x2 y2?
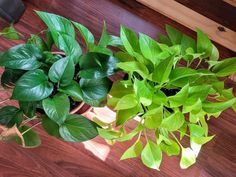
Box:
0 11 120 147
0 11 236 171
99 25 236 170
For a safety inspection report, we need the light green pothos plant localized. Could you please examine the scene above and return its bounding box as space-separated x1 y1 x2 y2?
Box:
98 25 236 170
0 11 236 171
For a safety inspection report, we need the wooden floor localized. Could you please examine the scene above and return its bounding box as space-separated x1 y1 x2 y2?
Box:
0 0 236 177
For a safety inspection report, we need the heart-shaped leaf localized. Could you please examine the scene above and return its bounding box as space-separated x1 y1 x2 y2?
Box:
121 140 143 160
48 56 75 86
144 106 163 129
42 116 60 138
141 141 162 170
72 21 94 47
0 106 23 128
134 79 152 106
59 81 83 101
120 26 140 56
12 69 53 101
42 93 70 125
36 11 75 38
0 44 42 70
79 52 119 79
19 101 37 118
161 112 185 131
180 147 196 169
59 114 99 142
27 34 48 51
15 125 41 148
1 68 25 88
80 78 112 105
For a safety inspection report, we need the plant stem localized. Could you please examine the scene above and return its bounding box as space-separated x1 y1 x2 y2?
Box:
195 59 202 69
176 130 191 137
137 131 143 141
22 116 38 126
170 132 183 148
144 129 148 141
21 122 42 136
0 98 10 104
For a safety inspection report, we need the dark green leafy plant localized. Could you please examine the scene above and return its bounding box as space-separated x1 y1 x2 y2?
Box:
0 11 236 171
0 11 119 147
100 25 236 170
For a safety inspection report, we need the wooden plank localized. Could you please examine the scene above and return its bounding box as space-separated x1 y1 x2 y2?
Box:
224 0 236 7
0 0 236 177
136 0 236 52
175 0 236 31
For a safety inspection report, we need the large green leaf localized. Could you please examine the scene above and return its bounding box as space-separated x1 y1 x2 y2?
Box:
166 25 183 45
120 26 140 56
0 44 42 70
72 21 94 47
98 21 110 47
115 94 138 110
117 61 149 79
134 79 152 106
36 11 75 38
89 44 113 56
42 93 70 125
59 114 99 142
144 106 163 129
181 34 196 55
152 56 174 84
202 98 236 113
1 68 25 88
42 116 60 138
169 67 199 86
53 32 82 63
212 57 236 77
0 106 23 128
188 85 211 102
159 135 180 156
97 128 121 140
141 141 162 170
161 112 185 131
59 81 83 101
15 125 41 148
48 57 75 86
109 80 134 98
117 124 144 142
79 52 119 79
12 69 53 101
19 101 37 118
121 140 143 160
168 84 189 108
157 33 172 46
180 147 196 169
27 34 48 51
197 29 212 58
116 105 141 126
80 78 112 104
139 33 162 65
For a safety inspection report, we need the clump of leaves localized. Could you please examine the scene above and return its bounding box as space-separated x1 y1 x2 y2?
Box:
0 11 120 147
101 25 236 170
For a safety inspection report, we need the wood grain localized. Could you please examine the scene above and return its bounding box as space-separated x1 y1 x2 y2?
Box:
0 0 236 177
224 0 236 7
176 0 236 31
136 0 236 52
